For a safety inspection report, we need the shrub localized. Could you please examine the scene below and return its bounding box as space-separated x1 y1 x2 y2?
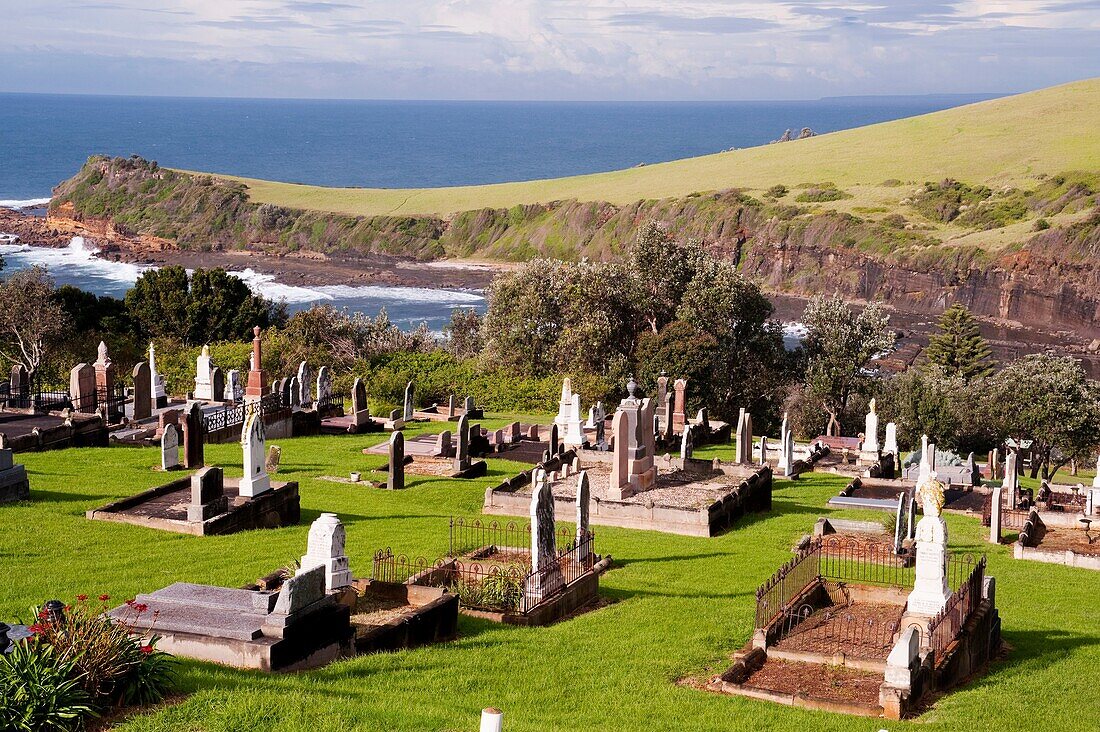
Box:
765 184 788 198
0 642 95 732
1033 218 1051 231
795 185 851 203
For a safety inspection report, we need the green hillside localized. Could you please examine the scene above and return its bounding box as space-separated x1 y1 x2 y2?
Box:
216 78 1100 218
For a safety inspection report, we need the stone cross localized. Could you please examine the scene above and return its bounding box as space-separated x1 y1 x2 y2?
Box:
403 381 415 421
576 470 591 564
454 413 471 471
906 479 953 616
297 362 313 409
131 361 152 421
526 468 563 604
388 431 405 490
160 424 180 471
238 408 271 498
299 513 352 592
187 466 227 522
193 345 215 401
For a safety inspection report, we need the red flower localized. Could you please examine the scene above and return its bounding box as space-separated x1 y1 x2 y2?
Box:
98 594 110 602
140 645 154 654
37 609 49 621
28 623 46 634
134 603 149 613
76 594 88 602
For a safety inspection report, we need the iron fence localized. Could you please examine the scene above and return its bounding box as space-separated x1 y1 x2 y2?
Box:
448 517 576 559
754 539 823 629
819 535 916 588
927 555 986 659
772 599 902 660
317 391 345 413
203 392 284 434
981 494 1032 530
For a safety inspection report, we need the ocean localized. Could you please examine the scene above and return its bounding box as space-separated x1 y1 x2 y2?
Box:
0 91 996 329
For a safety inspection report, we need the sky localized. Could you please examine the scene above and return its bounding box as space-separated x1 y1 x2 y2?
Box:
2 1 1099 100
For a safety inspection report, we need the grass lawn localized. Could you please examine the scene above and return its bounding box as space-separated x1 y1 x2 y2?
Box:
205 78 1100 218
3 423 1099 731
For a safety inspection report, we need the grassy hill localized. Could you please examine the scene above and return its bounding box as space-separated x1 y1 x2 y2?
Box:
222 78 1100 218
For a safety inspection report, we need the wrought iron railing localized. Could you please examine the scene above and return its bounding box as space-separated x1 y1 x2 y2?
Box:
927 555 986 659
316 391 345 413
203 392 284 434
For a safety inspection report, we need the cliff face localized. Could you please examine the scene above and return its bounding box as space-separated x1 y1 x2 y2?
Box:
45 156 1100 337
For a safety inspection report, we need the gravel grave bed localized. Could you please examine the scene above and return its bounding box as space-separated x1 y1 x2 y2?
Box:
513 463 750 510
743 657 883 707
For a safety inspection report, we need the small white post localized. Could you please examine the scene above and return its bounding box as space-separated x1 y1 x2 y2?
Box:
480 707 503 732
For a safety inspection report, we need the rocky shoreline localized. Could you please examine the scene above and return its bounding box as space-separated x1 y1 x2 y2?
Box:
0 206 501 291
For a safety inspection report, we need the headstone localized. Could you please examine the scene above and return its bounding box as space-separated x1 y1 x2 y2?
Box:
69 362 96 413
351 378 370 427
989 484 1003 544
695 408 709 432
273 564 325 616
735 409 754 464
244 326 268 402
554 378 573 433
131 361 152 421
265 445 282 474
883 421 898 459
158 409 179 437
288 376 300 408
608 409 631 500
316 366 332 405
447 394 456 419
148 342 168 408
526 425 540 440
463 395 474 415
182 402 205 469
917 434 932 484
454 413 471 472
211 368 225 404
758 436 768 466
548 423 559 457
507 421 521 443
226 369 242 403
160 424 180 471
987 448 1001 481
387 431 405 490
860 399 880 463
672 378 688 434
525 468 563 604
238 408 271 498
893 493 907 553
655 374 669 434
1003 450 1020 508
576 470 591 564
187 467 227 522
278 378 292 406
563 393 585 447
403 381 415 421
298 513 352 592
9 364 28 407
193 345 215 401
680 425 693 460
777 412 791 475
297 362 313 409
906 479 952 615
93 341 118 422
435 430 453 457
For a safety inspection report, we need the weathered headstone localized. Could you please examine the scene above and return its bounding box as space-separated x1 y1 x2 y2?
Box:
93 341 118 422
608 409 631 500
680 425 693 459
576 470 591 564
525 468 563 604
447 394 456 419
296 362 313 409
158 408 180 437
694 407 709 432
563 393 585 447
239 408 271 498
316 366 332 406
554 378 573 433
387 431 405 490
1003 450 1020 508
182 402 205 469
226 369 242 403
187 466 227 522
279 378 292 406
435 430 453 457
548 423 560 457
655 374 669 434
211 367 225 404
244 326 268 402
193 345 215 401
290 376 302 408
265 445 282 474
299 513 352 592
148 342 168 408
272 564 325 616
463 395 474 415
860 399 880 463
672 378 688 434
989 484 1003 544
893 493 907 553
351 378 370 428
69 362 96 413
9 364 28 408
403 381 415 421
735 409 754 464
454 413 471 472
758 436 768 466
131 361 152 421
160 424 180 471
507 421 521 444
906 479 952 615
883 421 899 458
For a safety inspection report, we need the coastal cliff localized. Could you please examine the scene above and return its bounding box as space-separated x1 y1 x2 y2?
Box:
44 155 1100 336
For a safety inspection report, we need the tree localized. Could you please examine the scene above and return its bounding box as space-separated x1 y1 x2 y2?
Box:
124 266 286 345
986 354 1100 478
444 308 483 359
800 294 894 433
628 222 703 334
0 267 69 383
925 303 993 381
634 320 721 412
875 365 993 455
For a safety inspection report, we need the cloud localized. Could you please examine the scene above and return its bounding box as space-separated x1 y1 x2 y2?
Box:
1 0 1098 99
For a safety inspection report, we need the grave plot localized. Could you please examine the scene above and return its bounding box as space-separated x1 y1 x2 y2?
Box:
704 480 1002 720
359 415 488 483
1011 508 1100 570
87 410 300 535
348 580 458 654
0 446 30 503
371 470 611 626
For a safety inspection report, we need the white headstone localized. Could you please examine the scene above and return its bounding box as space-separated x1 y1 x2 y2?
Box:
989 485 1003 544
149 342 167 406
316 366 332 405
554 378 573 433
883 422 898 457
862 398 880 453
1003 451 1020 508
680 425 693 460
563 392 585 447
160 424 180 470
403 381 415 421
917 434 932 484
298 513 352 591
906 478 953 616
193 345 215 400
297 362 313 409
238 409 271 497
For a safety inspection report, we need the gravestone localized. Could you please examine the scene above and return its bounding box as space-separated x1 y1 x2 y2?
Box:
777 412 791 475
289 377 301 408
182 403 205 469
244 326 269 402
299 513 352 592
987 448 1001 481
265 445 282 474
554 378 573 433
350 378 371 428
758 436 768 465
279 378 292 406
69 362 96 413
161 424 180 471
1003 451 1020 508
435 430 453 457
563 393 585 447
226 369 242 403
548 423 559 457
453 414 471 472
906 479 952 616
917 435 933 484
148 342 168 408
297 362 313 409
0 447 30 503
93 341 117 421
694 408 709 432
893 493 907 553
316 366 332 406
860 399 880 463
883 421 899 458
989 484 1003 544
131 361 152 421
272 564 325 616
735 409 754 464
525 468 563 604
9 364 28 408
211 368 225 404
507 421 521 443
463 395 474 415
655 374 669 434
387 431 405 490
238 409 271 498
672 378 688 434
608 409 631 500
403 381 415 421
680 425 693 459
193 345 215 401
187 466 227 522
576 470 591 564
158 409 180 437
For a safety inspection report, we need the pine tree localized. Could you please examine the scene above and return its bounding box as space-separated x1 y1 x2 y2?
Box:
925 303 993 381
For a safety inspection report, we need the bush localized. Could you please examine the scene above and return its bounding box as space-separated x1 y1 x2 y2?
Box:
795 185 850 203
0 642 95 732
765 184 788 198
1033 217 1051 231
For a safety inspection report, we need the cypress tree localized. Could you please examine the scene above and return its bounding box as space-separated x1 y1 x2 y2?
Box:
925 303 993 381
